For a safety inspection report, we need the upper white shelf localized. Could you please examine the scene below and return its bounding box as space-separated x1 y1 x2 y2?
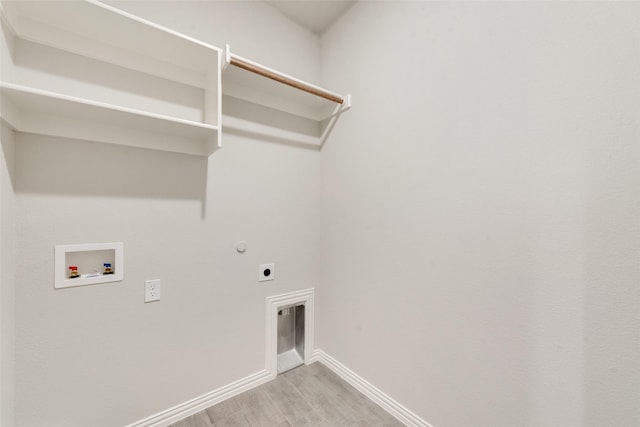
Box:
0 83 219 156
0 1 348 151
0 0 220 88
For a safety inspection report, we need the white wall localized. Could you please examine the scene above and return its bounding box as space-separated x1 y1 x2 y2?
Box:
8 2 322 426
105 0 321 83
1 124 16 427
1 16 17 426
6 1 639 426
320 2 640 427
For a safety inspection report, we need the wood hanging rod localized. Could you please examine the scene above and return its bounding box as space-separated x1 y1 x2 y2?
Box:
227 53 344 105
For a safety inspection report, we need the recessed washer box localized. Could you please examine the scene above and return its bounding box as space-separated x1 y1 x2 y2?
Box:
54 242 124 289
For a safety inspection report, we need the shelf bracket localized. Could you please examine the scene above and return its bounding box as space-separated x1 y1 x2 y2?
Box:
222 44 232 71
319 94 352 149
322 94 352 121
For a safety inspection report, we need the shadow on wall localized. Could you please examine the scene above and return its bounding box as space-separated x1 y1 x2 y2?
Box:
14 132 207 212
222 95 322 151
1 122 16 189
14 39 203 117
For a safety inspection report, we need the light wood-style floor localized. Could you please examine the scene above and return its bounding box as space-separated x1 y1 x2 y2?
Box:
169 362 405 427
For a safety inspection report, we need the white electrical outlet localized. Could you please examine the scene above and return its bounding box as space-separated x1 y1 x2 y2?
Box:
259 263 275 282
145 279 161 302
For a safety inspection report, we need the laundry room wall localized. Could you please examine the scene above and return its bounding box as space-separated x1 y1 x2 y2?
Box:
1 119 17 427
319 2 640 426
7 1 323 426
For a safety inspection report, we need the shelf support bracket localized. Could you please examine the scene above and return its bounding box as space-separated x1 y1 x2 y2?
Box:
222 44 232 71
319 94 352 149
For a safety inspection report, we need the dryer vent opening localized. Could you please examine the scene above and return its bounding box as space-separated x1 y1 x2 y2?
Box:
277 304 305 374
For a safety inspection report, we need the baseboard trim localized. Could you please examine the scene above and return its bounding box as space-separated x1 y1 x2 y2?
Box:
126 347 431 427
123 369 273 427
310 349 433 427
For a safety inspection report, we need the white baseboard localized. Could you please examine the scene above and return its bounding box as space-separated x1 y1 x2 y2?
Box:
125 336 429 427
127 350 431 427
310 349 433 427
123 369 273 427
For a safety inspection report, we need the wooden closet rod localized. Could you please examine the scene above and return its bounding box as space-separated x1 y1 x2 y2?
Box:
229 55 344 105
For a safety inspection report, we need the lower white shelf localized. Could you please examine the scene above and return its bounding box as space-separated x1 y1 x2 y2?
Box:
54 242 124 289
0 82 220 156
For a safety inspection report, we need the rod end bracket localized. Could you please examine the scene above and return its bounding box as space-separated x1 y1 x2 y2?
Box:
222 44 231 70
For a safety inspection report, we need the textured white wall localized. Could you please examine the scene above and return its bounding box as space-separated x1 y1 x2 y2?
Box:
1 125 16 427
6 1 640 426
8 2 321 426
1 17 17 426
105 0 321 83
320 2 640 426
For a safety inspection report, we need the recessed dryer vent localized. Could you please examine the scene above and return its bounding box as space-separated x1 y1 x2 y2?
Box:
277 304 305 374
266 288 314 376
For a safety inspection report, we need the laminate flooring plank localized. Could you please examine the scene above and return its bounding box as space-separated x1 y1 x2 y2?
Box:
212 411 252 427
207 397 242 423
262 374 325 425
171 362 405 427
297 363 405 426
300 377 360 425
308 363 365 403
283 368 360 426
308 363 405 426
169 411 214 427
235 387 287 427
312 366 395 424
357 397 406 427
350 399 406 427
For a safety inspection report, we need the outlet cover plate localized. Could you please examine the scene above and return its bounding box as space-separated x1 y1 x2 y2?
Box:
145 279 161 302
259 263 275 282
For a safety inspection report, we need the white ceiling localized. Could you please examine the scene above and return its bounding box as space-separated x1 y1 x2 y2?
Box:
265 0 355 35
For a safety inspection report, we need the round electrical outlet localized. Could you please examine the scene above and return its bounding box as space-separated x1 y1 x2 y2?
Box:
259 263 275 282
